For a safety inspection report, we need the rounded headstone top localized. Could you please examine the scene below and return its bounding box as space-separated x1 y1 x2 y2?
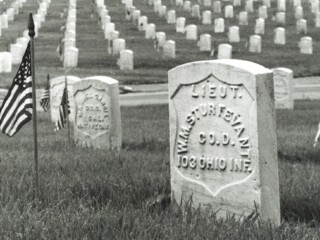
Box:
83 76 119 85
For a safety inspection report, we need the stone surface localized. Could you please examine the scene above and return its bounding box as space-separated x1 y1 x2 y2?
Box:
176 17 186 33
138 16 148 30
145 23 156 39
167 10 176 24
73 76 122 150
185 24 197 40
10 43 23 65
168 59 280 225
272 68 294 109
249 35 261 53
217 44 232 59
163 40 175 58
296 19 307 34
156 31 166 48
255 18 265 35
63 47 78 67
225 5 234 18
239 11 248 25
191 5 201 18
228 26 240 43
299 36 312 54
202 11 212 25
276 12 285 25
113 38 126 55
50 75 81 123
214 18 225 33
213 1 221 13
117 50 134 70
258 6 268 19
274 27 285 45
197 34 211 52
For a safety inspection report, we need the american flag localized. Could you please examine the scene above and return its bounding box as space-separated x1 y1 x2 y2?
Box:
40 74 50 112
54 82 69 131
0 42 32 137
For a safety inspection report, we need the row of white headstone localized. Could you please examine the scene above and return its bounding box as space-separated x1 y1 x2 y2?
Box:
62 0 79 68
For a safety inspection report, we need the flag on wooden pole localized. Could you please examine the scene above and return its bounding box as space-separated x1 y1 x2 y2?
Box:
0 42 32 136
40 74 50 112
54 82 69 131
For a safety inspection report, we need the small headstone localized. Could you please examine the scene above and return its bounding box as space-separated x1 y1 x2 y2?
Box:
274 27 285 45
293 0 301 7
225 5 234 18
233 0 241 7
0 52 12 73
168 59 280 224
125 6 135 20
255 18 265 35
214 18 225 33
63 37 76 50
258 6 268 19
50 75 81 123
113 38 126 55
299 36 312 54
63 47 79 67
239 11 248 25
125 0 133 7
294 6 303 20
213 1 222 13
163 40 176 58
311 0 319 14
73 76 122 150
7 8 14 21
138 16 148 31
218 44 232 59
186 25 198 40
2 13 8 29
145 23 156 39
272 68 294 109
277 0 286 11
176 17 186 33
176 0 183 6
296 19 307 34
197 34 212 52
203 0 212 7
249 35 261 53
104 22 115 39
202 11 212 25
156 32 166 48
191 5 201 18
10 43 23 65
148 0 154 5
315 12 320 27
167 10 176 24
228 26 240 43
117 50 134 70
132 10 141 24
245 0 253 12
183 1 191 11
154 0 162 13
276 12 285 25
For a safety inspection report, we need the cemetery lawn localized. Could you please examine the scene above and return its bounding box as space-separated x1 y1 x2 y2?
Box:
0 100 319 239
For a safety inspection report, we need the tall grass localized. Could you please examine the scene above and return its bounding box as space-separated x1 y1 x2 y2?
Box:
0 101 319 238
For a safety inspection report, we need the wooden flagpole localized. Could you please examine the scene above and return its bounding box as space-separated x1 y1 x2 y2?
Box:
28 13 39 199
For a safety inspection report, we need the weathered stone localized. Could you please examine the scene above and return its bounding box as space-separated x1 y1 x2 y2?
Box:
272 68 294 109
73 76 122 150
168 59 280 225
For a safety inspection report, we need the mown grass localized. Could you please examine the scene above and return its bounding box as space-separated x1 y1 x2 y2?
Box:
1 0 320 88
0 101 319 238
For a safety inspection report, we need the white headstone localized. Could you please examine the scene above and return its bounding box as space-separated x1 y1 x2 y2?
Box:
245 0 253 12
225 5 234 18
138 16 148 31
154 0 162 12
239 11 248 25
163 40 176 58
125 0 133 7
274 27 286 45
183 1 191 11
197 34 212 51
276 12 285 25
277 0 286 11
50 76 81 123
299 36 312 54
7 8 14 21
10 43 23 65
176 0 183 6
167 10 176 24
117 50 134 70
233 0 241 7
63 47 78 67
156 32 166 48
294 6 303 20
315 12 320 28
144 24 155 39
311 0 319 14
1 14 8 29
255 18 265 35
272 68 294 109
186 24 198 40
73 76 122 150
293 0 301 7
202 11 212 25
113 38 126 55
215 18 225 33
176 17 186 33
191 5 201 18
296 19 307 34
159 6 167 17
168 59 280 225
204 0 212 6
249 35 262 53
218 44 232 59
0 52 12 73
132 10 141 24
213 1 222 13
259 6 268 19
228 26 240 43
104 22 115 39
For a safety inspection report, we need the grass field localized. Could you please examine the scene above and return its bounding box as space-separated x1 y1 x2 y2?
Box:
0 100 319 238
0 0 320 88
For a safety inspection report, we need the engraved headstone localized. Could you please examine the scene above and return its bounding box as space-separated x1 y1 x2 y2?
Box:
168 59 280 225
50 75 81 123
228 26 240 43
311 0 319 14
239 11 248 25
186 24 198 40
163 40 176 58
176 17 186 33
274 27 285 45
249 35 261 53
217 44 232 59
73 76 122 150
214 18 225 33
299 36 312 54
117 50 134 70
197 34 212 52
272 68 294 109
202 11 212 25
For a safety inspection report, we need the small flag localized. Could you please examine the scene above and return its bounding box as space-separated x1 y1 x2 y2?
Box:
314 122 320 147
0 42 32 137
40 74 50 112
54 83 69 131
